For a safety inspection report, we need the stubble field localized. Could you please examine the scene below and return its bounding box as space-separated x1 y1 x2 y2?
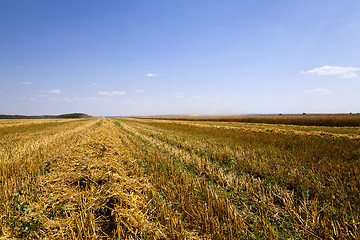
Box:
0 116 359 239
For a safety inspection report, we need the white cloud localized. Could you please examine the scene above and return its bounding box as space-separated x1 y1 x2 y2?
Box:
98 91 126 96
48 89 61 94
146 73 162 77
192 96 203 100
48 97 74 103
20 81 33 85
175 93 184 99
18 97 38 101
87 82 97 87
135 89 144 93
53 97 81 102
302 65 360 78
49 96 114 103
303 88 334 95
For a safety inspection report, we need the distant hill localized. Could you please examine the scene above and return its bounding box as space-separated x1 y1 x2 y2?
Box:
57 113 92 119
0 113 92 119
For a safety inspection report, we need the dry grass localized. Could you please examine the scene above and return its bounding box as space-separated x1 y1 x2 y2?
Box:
1 117 359 239
116 118 360 239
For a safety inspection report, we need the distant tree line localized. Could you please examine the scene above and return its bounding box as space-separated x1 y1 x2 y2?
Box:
0 113 92 119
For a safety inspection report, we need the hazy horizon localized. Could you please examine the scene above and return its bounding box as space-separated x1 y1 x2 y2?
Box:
1 1 359 116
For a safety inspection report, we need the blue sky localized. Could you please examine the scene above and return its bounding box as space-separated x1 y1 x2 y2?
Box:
1 0 359 116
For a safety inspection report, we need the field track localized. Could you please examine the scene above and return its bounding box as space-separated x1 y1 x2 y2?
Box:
1 118 359 239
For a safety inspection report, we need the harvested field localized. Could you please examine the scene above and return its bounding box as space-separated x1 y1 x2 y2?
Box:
144 114 360 127
1 117 359 239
